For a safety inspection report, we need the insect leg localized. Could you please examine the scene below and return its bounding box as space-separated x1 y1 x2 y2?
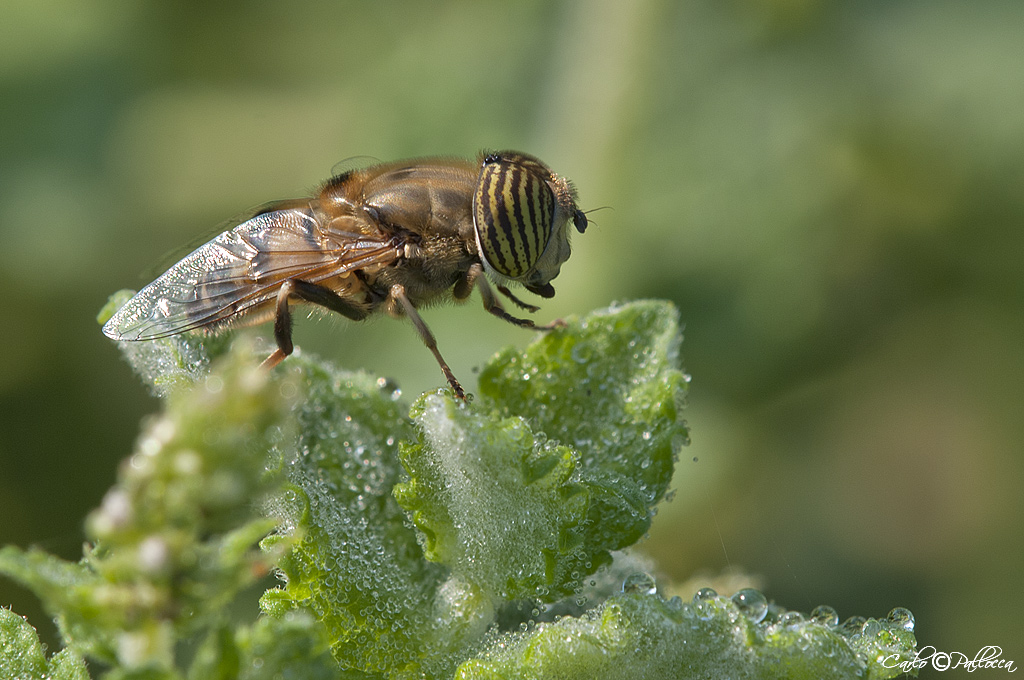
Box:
260 280 297 370
260 279 370 370
288 279 370 321
468 264 560 330
390 283 465 400
452 271 474 301
496 284 540 313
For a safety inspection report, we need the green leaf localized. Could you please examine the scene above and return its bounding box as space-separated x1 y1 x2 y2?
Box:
1 345 296 669
395 393 590 605
0 608 89 680
0 547 114 664
454 589 918 680
1 608 50 680
236 613 342 680
259 358 451 678
188 613 340 680
479 301 689 551
1 297 918 679
393 302 688 608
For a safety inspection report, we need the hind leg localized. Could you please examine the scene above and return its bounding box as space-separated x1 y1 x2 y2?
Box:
260 279 369 369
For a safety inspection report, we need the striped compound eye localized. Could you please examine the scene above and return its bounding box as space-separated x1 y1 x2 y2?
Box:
472 152 557 280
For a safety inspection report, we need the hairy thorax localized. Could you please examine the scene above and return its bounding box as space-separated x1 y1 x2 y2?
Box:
366 231 477 317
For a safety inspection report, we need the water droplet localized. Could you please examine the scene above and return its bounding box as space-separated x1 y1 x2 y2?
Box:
887 607 915 631
642 431 652 440
836 616 866 637
693 587 717 601
810 605 838 627
861 619 882 637
622 572 657 595
762 603 786 624
779 611 804 626
731 588 768 623
693 588 717 620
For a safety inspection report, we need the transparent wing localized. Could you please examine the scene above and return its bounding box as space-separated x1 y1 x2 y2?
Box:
103 206 399 340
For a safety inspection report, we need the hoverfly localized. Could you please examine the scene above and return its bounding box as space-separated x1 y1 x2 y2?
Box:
102 151 588 398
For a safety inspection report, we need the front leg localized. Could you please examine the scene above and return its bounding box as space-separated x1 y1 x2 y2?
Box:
496 284 540 313
465 264 560 330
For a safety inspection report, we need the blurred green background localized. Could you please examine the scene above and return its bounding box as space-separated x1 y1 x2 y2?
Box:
2 0 1021 672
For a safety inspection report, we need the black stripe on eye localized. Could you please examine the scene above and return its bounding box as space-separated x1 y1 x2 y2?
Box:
531 173 549 267
538 175 554 253
494 163 524 275
536 175 553 248
509 165 531 274
485 163 515 275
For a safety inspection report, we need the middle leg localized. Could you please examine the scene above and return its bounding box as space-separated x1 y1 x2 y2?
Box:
391 283 465 399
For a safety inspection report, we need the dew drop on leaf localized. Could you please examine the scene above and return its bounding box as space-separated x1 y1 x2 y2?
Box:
731 588 768 623
621 572 657 595
810 605 839 627
887 607 915 631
